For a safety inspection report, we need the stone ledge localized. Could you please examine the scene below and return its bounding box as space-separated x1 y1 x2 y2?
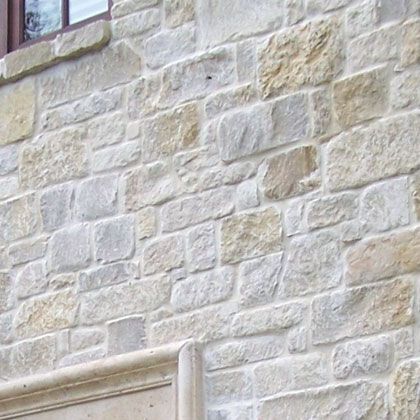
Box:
0 20 111 86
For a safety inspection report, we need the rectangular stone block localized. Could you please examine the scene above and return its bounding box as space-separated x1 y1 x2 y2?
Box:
312 278 415 345
258 17 343 98
199 0 282 47
171 267 234 312
259 381 388 419
14 291 78 339
40 184 73 232
16 261 48 298
221 208 282 264
254 353 328 397
8 237 47 266
107 316 146 355
187 223 216 272
70 328 105 352
142 103 199 162
231 302 305 337
207 370 253 405
325 113 420 191
345 227 420 285
80 276 170 324
92 140 141 173
332 335 392 379
20 129 89 189
0 81 35 145
401 19 420 67
162 187 234 232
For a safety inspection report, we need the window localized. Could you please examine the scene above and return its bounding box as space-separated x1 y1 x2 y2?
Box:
0 0 111 57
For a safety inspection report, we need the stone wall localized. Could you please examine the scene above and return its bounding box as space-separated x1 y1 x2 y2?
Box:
0 0 419 418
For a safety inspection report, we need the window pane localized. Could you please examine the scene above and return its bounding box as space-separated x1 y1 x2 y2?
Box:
69 0 109 24
24 0 62 41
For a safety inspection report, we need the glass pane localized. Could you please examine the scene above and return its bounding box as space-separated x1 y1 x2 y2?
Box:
69 0 109 24
24 0 62 41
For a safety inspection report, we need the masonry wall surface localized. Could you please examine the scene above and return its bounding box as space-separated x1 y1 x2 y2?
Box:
0 0 419 418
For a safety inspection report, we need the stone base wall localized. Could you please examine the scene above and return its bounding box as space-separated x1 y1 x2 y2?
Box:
0 0 419 418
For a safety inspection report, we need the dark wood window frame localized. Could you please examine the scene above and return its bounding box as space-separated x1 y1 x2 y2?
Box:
0 0 112 58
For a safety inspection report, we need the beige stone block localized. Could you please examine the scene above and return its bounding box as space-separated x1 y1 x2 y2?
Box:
345 227 420 285
14 291 78 339
333 67 388 128
165 0 195 28
143 103 199 162
258 17 344 98
221 208 282 264
391 358 420 419
0 81 35 145
401 19 420 67
20 129 89 189
259 146 320 200
325 113 420 191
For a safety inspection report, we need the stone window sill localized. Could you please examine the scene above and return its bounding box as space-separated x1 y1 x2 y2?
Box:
0 20 111 87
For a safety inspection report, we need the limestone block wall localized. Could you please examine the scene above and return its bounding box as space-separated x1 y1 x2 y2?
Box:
0 0 419 418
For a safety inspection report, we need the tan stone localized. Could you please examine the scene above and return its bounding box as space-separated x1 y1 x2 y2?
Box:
54 20 111 58
3 42 55 81
333 67 388 128
14 291 78 339
143 103 200 162
0 81 35 145
221 208 282 264
0 194 39 243
345 227 420 285
391 358 420 419
259 146 319 200
325 113 420 191
401 19 420 67
164 0 195 28
258 17 343 98
20 129 89 189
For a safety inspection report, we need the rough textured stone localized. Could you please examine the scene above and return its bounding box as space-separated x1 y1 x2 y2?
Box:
221 208 282 264
0 194 38 243
50 224 90 273
171 268 234 311
359 178 410 233
0 175 18 200
14 291 78 338
208 407 253 420
259 381 388 419
158 48 235 108
413 171 420 221
332 336 392 379
239 253 283 307
79 262 137 291
75 175 118 221
307 0 351 12
231 302 305 337
325 113 420 191
143 235 184 275
107 316 146 355
307 193 356 229
391 358 420 419
280 231 342 298
20 129 89 189
346 0 377 38
94 215 135 263
187 223 217 272
8 237 47 266
207 371 253 404
0 144 19 176
150 304 236 345
258 17 343 98
40 184 73 232
112 9 160 39
16 261 48 298
0 273 13 313
312 278 415 344
144 24 196 69
259 146 320 200
92 140 141 173
0 82 35 145
124 162 177 211
205 337 285 371
143 103 199 162
254 354 328 397
80 276 170 324
162 187 234 232
391 68 420 109
136 207 156 241
164 0 195 28
199 0 282 47
70 328 105 352
87 113 126 150
0 312 13 345
332 67 388 128
401 19 420 67
236 180 259 211
345 227 420 285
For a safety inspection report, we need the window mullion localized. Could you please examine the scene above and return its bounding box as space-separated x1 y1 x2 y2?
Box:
0 0 8 56
62 0 70 28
